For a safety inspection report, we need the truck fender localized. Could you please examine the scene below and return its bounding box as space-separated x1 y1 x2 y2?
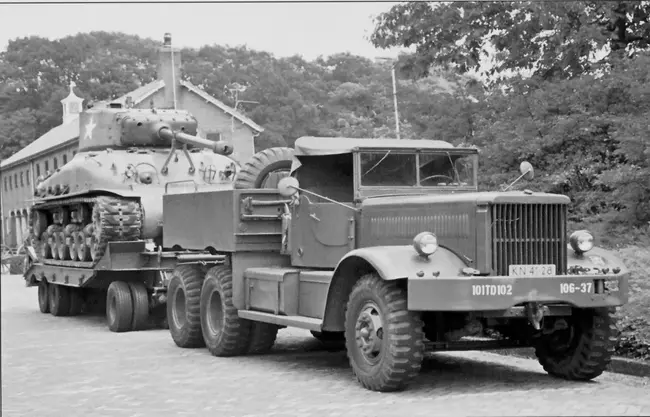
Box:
320 245 468 332
567 245 629 275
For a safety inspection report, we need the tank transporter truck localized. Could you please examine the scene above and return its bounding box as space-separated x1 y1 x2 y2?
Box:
163 136 629 392
21 103 289 333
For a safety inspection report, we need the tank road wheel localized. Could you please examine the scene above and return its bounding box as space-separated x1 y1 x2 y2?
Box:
128 282 150 332
77 226 93 261
64 225 81 261
106 281 134 333
200 265 252 357
48 284 71 317
39 232 51 259
68 287 84 316
167 265 205 348
345 274 425 392
46 225 62 260
38 280 50 314
247 323 279 355
233 147 294 189
534 308 616 381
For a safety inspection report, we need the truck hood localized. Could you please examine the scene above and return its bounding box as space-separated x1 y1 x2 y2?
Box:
360 190 570 210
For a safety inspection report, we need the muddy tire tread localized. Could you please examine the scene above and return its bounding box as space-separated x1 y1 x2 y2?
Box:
167 264 205 348
345 274 425 392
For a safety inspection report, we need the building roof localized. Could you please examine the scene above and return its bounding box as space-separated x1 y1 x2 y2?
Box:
0 79 263 170
292 136 456 157
180 80 264 133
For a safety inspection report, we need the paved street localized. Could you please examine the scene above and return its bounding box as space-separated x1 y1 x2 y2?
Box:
2 274 649 417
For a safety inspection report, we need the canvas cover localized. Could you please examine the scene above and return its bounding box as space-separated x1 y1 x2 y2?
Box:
290 136 456 173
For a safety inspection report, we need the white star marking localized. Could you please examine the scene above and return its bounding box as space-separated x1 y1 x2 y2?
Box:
84 118 97 141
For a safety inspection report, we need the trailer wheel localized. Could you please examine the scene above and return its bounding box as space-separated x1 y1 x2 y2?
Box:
234 147 294 189
345 274 425 392
106 281 134 333
167 265 205 348
129 282 150 331
49 284 71 317
68 287 84 316
200 265 252 356
311 330 346 351
38 280 50 314
247 323 279 355
534 308 616 381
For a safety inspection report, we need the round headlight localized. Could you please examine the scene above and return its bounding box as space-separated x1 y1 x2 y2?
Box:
570 230 594 254
413 232 438 257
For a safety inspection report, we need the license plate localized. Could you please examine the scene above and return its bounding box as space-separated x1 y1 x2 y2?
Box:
508 264 556 277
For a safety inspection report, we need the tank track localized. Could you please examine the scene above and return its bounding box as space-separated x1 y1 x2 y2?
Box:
28 195 142 269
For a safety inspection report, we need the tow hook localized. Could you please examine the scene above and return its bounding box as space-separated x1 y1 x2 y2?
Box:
525 302 545 330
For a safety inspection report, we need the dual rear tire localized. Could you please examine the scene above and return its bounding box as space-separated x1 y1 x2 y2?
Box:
168 264 278 356
106 281 150 333
38 280 83 316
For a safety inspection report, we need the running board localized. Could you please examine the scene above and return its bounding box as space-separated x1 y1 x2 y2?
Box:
238 310 322 331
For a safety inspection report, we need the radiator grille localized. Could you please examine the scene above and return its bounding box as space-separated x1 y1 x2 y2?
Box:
491 203 567 276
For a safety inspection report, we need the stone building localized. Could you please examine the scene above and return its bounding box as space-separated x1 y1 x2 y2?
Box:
0 33 264 249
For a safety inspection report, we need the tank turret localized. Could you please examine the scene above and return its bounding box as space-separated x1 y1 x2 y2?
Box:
28 104 240 267
78 104 233 156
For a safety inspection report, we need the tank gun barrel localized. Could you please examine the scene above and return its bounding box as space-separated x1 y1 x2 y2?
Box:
158 127 233 156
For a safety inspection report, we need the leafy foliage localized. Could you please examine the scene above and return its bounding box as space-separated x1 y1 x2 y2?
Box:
371 1 650 81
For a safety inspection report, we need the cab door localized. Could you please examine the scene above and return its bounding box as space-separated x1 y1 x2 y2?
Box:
290 195 356 268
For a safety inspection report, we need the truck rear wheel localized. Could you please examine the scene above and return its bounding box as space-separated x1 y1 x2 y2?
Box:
49 284 71 317
38 280 50 314
345 274 425 392
167 265 205 348
200 265 252 356
106 281 134 333
248 323 279 354
68 287 84 316
534 308 616 381
234 147 294 189
128 282 150 331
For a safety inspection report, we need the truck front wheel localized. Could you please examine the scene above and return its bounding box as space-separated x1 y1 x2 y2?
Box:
534 308 616 381
345 274 425 392
200 265 252 356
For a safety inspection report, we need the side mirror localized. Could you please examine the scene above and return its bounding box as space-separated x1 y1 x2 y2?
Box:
519 161 534 181
278 176 299 197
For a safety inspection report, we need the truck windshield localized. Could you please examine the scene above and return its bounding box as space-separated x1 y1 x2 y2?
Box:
360 151 477 187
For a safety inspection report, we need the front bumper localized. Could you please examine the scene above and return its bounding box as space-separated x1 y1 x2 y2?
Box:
407 272 629 311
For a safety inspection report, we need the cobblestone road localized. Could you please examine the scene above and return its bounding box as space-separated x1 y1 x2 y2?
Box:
2 274 649 417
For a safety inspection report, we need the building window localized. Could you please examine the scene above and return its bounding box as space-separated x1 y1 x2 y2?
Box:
63 154 68 164
3 177 6 191
45 161 49 172
20 172 24 187
26 170 30 185
36 164 40 177
53 157 58 170
14 173 18 188
8 176 12 190
206 132 222 142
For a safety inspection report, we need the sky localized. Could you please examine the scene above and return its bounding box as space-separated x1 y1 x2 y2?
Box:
0 1 410 60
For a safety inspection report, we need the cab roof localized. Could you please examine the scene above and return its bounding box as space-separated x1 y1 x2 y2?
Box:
293 136 457 157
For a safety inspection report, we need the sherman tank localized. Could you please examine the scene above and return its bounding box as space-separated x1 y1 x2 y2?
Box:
28 103 239 267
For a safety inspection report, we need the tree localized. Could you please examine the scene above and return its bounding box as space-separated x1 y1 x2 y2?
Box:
370 1 650 81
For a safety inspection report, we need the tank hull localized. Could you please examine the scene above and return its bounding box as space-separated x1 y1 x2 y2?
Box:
29 147 238 267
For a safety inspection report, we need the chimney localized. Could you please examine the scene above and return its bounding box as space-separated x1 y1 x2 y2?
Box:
157 32 182 109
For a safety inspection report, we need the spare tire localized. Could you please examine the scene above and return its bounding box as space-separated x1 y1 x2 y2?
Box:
234 147 294 189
